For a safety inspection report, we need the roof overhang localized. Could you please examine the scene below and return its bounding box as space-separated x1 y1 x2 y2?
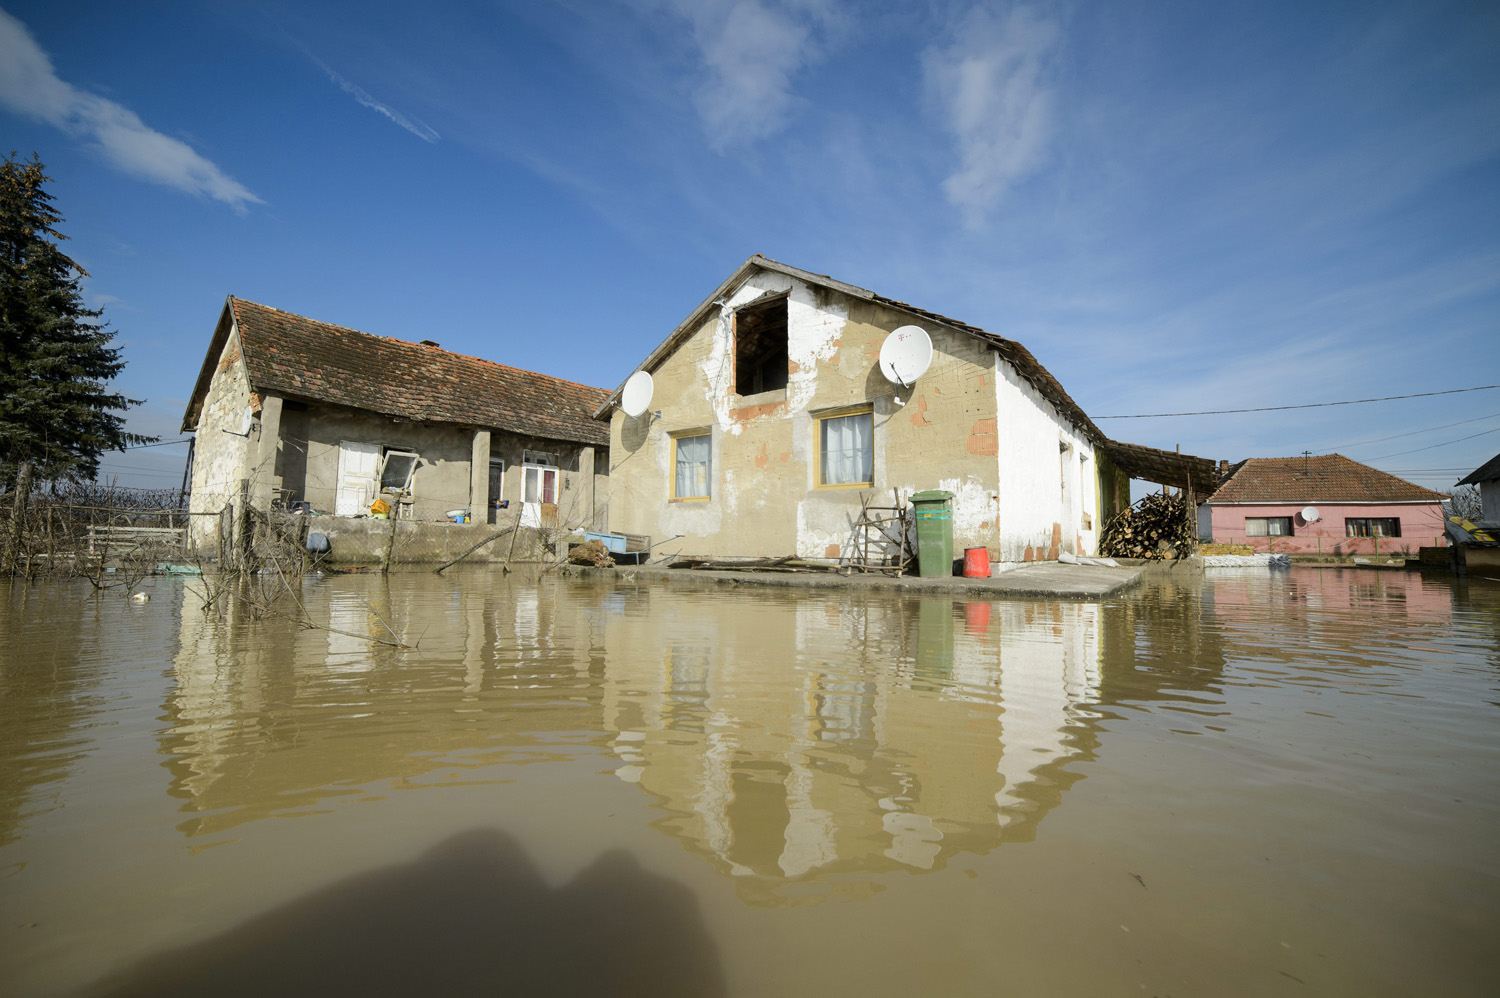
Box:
1103 439 1221 492
1457 452 1500 487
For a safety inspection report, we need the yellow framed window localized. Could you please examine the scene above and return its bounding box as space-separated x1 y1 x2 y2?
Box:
817 408 873 487
672 432 711 500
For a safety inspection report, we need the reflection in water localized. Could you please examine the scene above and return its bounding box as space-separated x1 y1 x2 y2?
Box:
3 567 1497 996
0 583 120 848
602 590 1108 902
164 575 609 837
85 829 723 998
156 575 1124 899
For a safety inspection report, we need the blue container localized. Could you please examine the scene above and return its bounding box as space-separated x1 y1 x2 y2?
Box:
585 531 628 554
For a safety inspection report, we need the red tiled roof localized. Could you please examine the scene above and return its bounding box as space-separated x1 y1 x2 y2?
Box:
1206 454 1447 504
185 298 609 446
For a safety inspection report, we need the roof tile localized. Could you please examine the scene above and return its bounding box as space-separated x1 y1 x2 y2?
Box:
1206 454 1447 504
227 298 609 447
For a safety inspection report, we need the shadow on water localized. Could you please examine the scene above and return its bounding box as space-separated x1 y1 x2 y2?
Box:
82 828 725 998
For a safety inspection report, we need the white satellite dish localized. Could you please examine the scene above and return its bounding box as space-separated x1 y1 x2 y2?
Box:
879 325 933 388
621 370 655 419
240 405 254 435
1302 506 1320 523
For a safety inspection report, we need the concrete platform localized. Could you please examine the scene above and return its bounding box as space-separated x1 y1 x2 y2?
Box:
587 562 1143 600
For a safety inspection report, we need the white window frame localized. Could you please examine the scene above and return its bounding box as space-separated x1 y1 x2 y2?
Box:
816 407 874 489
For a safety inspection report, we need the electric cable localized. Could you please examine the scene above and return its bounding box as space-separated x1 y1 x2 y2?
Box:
1095 384 1500 419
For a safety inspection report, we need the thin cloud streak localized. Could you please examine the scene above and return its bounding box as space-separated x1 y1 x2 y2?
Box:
0 8 261 210
924 4 1058 224
314 59 440 143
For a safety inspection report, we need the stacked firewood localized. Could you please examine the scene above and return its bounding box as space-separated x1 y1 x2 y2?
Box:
1099 491 1197 560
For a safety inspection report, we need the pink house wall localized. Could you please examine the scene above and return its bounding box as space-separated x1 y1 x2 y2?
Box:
1205 502 1447 556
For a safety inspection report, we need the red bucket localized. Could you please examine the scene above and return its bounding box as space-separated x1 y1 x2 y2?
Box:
962 547 991 578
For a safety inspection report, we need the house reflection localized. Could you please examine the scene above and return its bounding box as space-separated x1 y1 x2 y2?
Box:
158 571 1250 904
599 590 1113 902
163 574 610 837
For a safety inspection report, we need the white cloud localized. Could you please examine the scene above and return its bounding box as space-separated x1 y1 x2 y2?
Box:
665 0 832 149
0 9 261 210
924 5 1058 223
314 59 439 143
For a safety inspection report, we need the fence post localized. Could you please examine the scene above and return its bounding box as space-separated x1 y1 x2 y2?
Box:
2 461 34 576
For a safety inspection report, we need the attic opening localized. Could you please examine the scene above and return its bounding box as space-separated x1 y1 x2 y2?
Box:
733 292 789 396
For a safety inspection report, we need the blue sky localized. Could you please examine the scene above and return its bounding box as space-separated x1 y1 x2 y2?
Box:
2 0 1497 494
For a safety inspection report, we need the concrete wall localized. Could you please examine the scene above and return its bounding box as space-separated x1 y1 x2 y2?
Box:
607 271 1100 564
303 514 554 564
223 399 601 528
1205 501 1448 556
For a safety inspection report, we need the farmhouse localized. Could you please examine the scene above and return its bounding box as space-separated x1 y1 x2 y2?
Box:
596 255 1208 566
181 297 609 549
1197 454 1448 556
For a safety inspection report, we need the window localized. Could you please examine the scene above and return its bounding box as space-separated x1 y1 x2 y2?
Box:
1245 516 1293 537
672 431 711 500
733 293 789 396
522 465 557 504
379 449 419 493
818 408 873 487
1346 517 1400 538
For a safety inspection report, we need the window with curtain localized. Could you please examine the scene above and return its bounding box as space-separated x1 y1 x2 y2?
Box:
1346 517 1400 537
673 432 711 499
1245 516 1293 536
819 410 873 487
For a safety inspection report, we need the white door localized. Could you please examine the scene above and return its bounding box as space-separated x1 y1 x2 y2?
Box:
335 441 380 515
520 464 557 528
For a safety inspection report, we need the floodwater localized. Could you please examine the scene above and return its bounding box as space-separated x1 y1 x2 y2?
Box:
1 568 1497 997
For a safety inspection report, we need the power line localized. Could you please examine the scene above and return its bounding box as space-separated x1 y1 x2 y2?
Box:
1368 425 1500 461
1094 384 1500 419
1317 412 1500 452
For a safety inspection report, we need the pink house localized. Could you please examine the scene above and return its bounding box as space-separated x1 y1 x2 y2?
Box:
1198 454 1448 556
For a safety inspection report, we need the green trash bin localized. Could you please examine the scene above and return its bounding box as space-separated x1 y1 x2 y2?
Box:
910 490 955 578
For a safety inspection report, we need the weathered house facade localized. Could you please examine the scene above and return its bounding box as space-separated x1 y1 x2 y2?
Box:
182 297 609 550
1197 454 1448 556
597 256 1150 566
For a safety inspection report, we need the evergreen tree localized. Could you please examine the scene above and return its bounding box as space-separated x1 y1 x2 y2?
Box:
0 153 152 484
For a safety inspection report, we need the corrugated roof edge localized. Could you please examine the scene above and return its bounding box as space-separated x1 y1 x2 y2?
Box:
1457 452 1500 487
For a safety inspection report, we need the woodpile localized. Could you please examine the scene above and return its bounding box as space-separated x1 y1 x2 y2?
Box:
1099 491 1197 560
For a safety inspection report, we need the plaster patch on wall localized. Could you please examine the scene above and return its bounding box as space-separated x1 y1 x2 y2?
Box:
796 499 855 561
941 475 996 540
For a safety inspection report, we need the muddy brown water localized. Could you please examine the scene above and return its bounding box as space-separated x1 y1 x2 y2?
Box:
1 567 1497 996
